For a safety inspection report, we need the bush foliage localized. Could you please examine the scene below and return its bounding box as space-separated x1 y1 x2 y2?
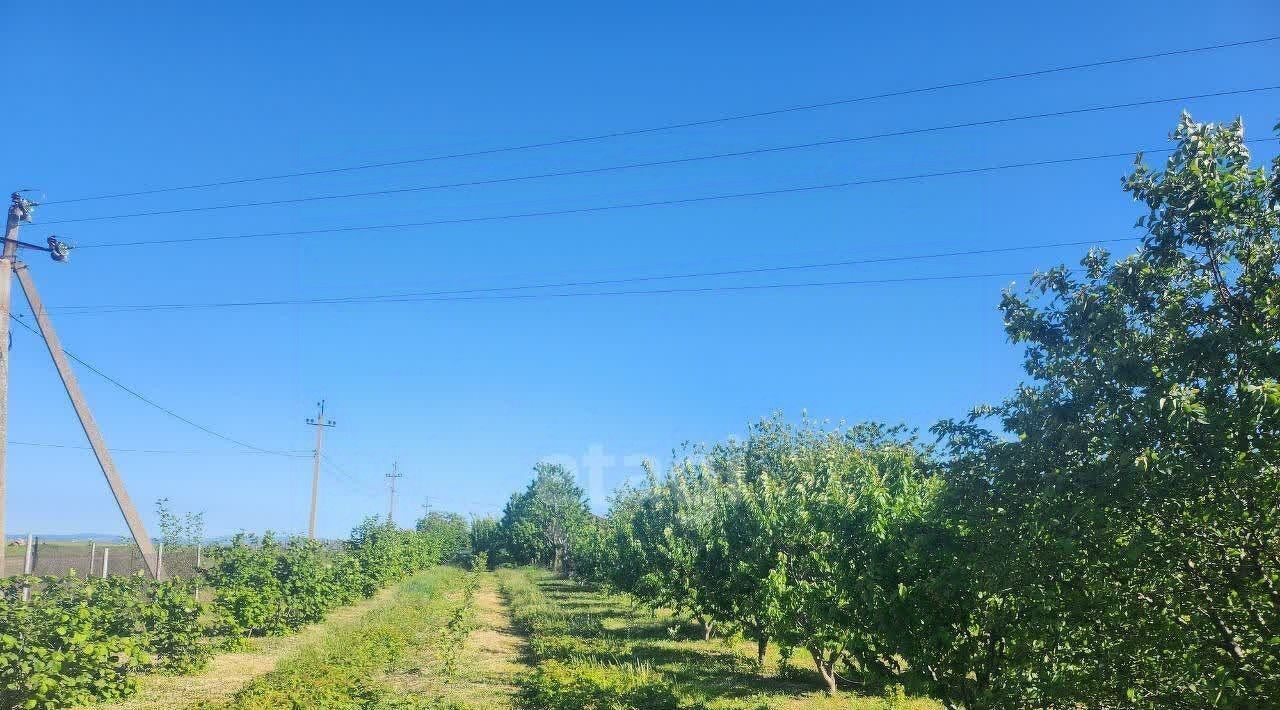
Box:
0 515 454 708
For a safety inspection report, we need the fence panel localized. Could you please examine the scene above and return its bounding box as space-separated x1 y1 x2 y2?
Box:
1 538 205 579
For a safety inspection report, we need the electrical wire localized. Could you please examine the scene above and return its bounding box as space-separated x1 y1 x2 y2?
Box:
321 456 380 495
6 439 310 456
34 271 1038 316
46 237 1133 314
8 315 299 458
321 453 367 486
39 34 1280 206
36 85 1280 225
75 139 1280 250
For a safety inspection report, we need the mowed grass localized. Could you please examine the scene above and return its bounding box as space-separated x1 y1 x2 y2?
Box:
214 566 466 708
80 566 939 709
500 568 942 710
81 566 466 710
382 571 526 708
75 579 409 710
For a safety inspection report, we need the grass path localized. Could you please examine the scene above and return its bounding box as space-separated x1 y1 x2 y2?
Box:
219 567 464 708
77 582 409 710
384 571 527 708
80 567 465 710
504 568 942 710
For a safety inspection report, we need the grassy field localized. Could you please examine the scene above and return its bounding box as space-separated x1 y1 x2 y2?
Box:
216 566 470 708
78 567 468 709
383 568 525 708
498 567 940 710
76 565 940 709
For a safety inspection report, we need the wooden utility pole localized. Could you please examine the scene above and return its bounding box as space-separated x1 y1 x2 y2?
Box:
0 194 27 573
305 400 335 540
14 262 161 578
386 463 403 526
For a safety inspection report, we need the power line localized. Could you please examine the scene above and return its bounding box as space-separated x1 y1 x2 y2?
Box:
7 439 310 456
47 237 1134 315
185 270 1037 302
320 453 357 479
75 139 1280 250
36 85 1280 225
321 453 371 489
39 34 1280 206
8 315 298 458
321 455 379 495
34 272 1040 316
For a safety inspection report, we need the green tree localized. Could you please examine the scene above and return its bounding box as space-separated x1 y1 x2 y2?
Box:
416 510 470 562
469 515 504 566
931 114 1280 707
500 463 592 574
753 418 938 694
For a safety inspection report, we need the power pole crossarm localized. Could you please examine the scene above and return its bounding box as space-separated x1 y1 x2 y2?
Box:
305 400 335 539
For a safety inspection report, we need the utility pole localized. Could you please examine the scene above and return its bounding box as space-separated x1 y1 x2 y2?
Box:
16 261 160 578
304 400 335 540
0 192 160 579
386 463 403 526
0 194 23 573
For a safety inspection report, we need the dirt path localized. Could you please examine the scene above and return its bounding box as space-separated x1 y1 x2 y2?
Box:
388 571 526 708
81 583 403 710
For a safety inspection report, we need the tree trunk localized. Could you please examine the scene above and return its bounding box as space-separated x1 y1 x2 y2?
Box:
756 635 769 666
696 616 716 644
810 649 838 694
552 546 563 576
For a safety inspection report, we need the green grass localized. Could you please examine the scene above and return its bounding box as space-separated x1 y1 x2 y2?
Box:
497 567 942 710
383 570 525 708
76 581 405 709
81 565 942 709
212 566 467 709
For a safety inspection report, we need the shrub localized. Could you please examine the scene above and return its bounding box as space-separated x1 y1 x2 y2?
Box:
0 516 454 709
141 577 210 673
0 576 143 709
518 659 682 710
204 533 289 638
527 634 616 663
277 539 341 628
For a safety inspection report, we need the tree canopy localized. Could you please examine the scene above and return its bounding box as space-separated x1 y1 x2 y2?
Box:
507 114 1280 708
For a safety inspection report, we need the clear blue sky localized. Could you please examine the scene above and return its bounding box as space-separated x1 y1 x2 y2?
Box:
4 1 1278 539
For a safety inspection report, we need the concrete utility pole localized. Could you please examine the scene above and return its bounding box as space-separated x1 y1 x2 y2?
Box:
304 400 335 540
15 262 161 578
0 194 28 573
0 192 160 579
386 463 403 526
